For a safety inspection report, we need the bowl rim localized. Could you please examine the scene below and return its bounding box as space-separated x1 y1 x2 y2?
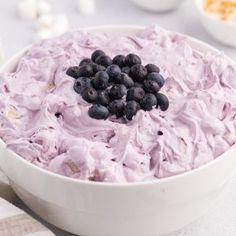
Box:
195 0 236 28
1 24 236 187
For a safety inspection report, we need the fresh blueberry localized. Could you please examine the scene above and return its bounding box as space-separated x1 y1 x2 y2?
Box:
143 80 160 93
88 104 109 120
77 65 93 77
92 71 109 90
79 58 92 66
124 100 140 120
145 64 160 73
81 87 98 103
129 64 147 82
73 77 91 94
91 50 106 62
91 63 106 73
95 55 112 67
155 93 169 111
96 90 110 106
126 87 145 102
134 82 143 88
112 55 126 67
158 131 163 136
109 84 127 100
140 93 157 111
147 73 165 88
121 66 130 74
108 99 125 118
55 112 62 118
120 73 134 88
124 54 142 67
66 66 79 79
112 75 123 84
106 64 121 81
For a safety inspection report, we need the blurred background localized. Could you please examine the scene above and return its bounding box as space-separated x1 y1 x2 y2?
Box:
1 0 236 61
1 0 236 235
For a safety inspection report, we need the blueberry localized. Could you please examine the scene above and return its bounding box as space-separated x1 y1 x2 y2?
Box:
140 93 157 111
112 75 123 84
106 65 121 81
88 104 109 120
124 100 140 120
120 73 134 88
96 90 110 106
155 93 169 111
145 64 160 73
126 87 145 102
112 55 126 67
91 50 106 62
55 112 62 118
134 82 143 88
95 55 112 67
143 80 160 93
108 99 125 118
81 87 98 103
66 66 79 79
92 71 109 90
91 63 106 73
79 58 92 66
125 54 141 67
73 77 91 94
129 64 147 82
77 65 93 77
158 131 163 136
109 84 127 100
121 66 130 74
147 73 165 88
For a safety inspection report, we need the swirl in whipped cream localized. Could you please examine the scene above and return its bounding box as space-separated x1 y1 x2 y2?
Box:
0 26 235 183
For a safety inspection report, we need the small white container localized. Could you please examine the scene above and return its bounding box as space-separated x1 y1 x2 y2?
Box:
130 0 184 12
195 0 236 47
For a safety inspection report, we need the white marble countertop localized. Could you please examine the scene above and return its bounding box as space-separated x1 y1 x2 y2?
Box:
1 0 236 235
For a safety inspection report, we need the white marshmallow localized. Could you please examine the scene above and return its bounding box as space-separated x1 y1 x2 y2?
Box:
17 0 38 20
37 0 52 16
77 0 95 15
34 14 69 41
36 14 54 29
17 0 52 20
50 14 69 35
33 28 54 41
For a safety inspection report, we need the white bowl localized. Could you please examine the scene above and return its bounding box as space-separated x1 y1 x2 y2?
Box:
1 25 236 236
130 0 184 12
195 0 236 47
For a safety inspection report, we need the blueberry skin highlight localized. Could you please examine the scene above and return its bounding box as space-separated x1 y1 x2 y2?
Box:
147 73 165 88
109 99 125 118
145 64 160 73
66 66 79 79
140 93 157 111
125 53 142 67
126 87 145 102
156 93 169 111
91 50 106 62
88 104 109 120
124 100 140 120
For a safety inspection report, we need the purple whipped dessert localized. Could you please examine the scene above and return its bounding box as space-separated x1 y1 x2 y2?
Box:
0 26 235 183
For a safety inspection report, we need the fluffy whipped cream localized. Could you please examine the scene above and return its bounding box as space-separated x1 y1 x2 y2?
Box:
0 26 236 183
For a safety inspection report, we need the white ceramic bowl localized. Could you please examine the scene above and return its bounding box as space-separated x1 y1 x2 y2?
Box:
195 0 236 47
0 25 236 236
130 0 184 12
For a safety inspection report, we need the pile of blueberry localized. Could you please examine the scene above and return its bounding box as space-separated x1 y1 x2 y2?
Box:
66 50 169 120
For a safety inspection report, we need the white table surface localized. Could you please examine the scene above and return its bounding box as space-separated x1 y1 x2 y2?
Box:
1 0 236 235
